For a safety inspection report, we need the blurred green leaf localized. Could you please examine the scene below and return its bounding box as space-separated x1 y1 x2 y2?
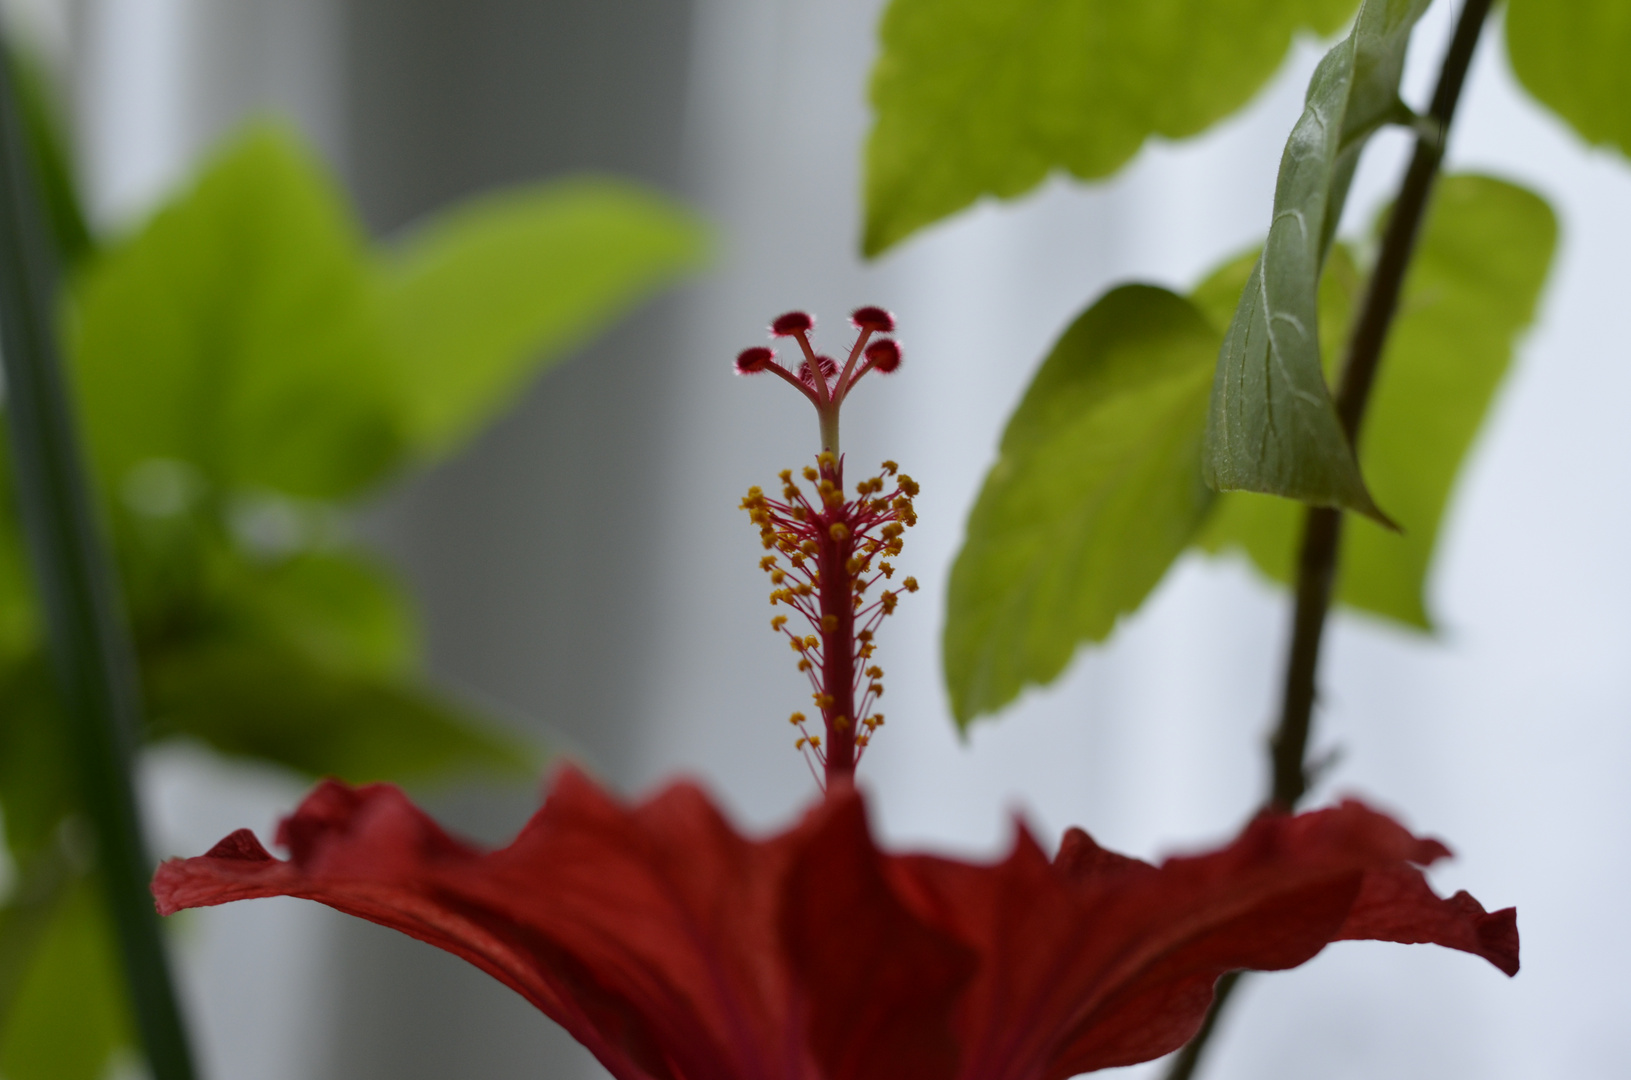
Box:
1203 0 1427 522
944 286 1218 724
3 43 91 266
1506 0 1631 158
863 0 1359 256
0 435 39 664
0 878 129 1080
224 550 419 678
380 178 709 455
68 122 404 501
145 639 534 785
0 843 72 1031
1201 174 1557 626
0 659 74 860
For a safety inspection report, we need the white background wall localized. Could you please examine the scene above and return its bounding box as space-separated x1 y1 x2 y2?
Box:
20 0 1629 1076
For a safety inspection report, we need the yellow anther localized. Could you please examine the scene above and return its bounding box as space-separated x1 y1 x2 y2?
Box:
792 506 808 521
856 735 869 748
866 666 883 679
779 469 793 483
818 451 836 468
809 735 821 747
771 615 788 631
829 522 851 541
814 693 834 708
802 466 819 482
858 630 874 642
771 570 787 584
760 555 777 570
791 638 806 652
881 460 898 474
868 683 884 697
879 562 894 578
790 711 806 726
797 659 812 671
821 614 839 632
833 716 850 732
804 636 819 649
898 475 920 497
881 592 898 614
796 736 807 750
903 577 919 592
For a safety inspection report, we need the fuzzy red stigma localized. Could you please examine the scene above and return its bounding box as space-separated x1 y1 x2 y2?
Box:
800 356 839 388
850 306 895 332
736 346 775 374
864 339 902 373
772 311 815 335
730 305 903 459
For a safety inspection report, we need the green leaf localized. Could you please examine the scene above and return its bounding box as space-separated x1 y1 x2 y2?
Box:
145 639 536 785
378 178 708 455
223 550 420 678
3 43 92 266
863 0 1359 255
0 658 74 861
1202 0 1428 522
1506 0 1631 157
68 122 404 501
0 434 40 665
1202 174 1557 626
0 878 130 1080
944 285 1218 725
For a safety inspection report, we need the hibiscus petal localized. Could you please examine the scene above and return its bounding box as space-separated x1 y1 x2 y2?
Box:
781 791 976 1080
880 801 1516 1080
153 768 825 1080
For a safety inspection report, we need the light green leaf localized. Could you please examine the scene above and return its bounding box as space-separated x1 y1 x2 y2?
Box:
144 639 536 785
1506 0 1631 157
379 179 708 455
69 122 404 501
1202 174 1557 626
0 879 130 1080
863 0 1359 256
944 286 1218 725
1202 0 1428 522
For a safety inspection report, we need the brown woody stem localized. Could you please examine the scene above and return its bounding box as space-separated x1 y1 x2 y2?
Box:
1166 0 1494 1076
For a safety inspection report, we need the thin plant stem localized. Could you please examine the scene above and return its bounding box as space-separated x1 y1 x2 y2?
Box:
0 42 198 1080
1164 1 1494 1076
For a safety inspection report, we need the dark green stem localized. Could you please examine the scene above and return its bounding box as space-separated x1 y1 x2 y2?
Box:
0 42 197 1080
1166 0 1494 1076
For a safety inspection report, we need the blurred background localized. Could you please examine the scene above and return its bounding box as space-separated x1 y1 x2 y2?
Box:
4 0 1627 1077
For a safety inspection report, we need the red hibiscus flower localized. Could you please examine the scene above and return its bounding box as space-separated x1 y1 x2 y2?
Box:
153 311 1515 1078
153 768 1515 1080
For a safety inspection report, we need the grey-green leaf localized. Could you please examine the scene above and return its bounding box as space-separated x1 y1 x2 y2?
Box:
1506 0 1631 158
1202 0 1428 522
863 0 1359 256
68 122 404 502
379 179 709 456
1201 174 1557 627
944 285 1218 725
